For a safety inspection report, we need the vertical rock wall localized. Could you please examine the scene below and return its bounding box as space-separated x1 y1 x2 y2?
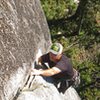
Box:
0 0 51 100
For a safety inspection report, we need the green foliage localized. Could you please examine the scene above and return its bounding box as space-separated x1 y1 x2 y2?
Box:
80 0 100 35
79 30 85 35
41 0 78 20
41 0 100 99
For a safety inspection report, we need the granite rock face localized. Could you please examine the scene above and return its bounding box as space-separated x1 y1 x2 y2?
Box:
16 76 63 100
0 0 81 100
16 76 81 100
0 0 51 100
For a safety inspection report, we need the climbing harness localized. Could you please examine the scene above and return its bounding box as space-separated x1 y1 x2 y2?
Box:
54 68 80 93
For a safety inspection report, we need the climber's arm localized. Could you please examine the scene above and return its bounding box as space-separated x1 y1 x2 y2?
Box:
31 67 61 77
37 57 42 65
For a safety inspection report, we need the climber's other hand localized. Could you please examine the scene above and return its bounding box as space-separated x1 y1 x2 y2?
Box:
31 68 42 76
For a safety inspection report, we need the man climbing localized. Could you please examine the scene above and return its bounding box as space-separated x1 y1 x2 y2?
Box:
31 43 80 93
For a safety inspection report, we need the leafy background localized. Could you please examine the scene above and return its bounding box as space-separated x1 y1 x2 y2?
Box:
40 0 100 100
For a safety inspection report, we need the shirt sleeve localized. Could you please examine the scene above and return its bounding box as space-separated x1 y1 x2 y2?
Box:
55 60 68 71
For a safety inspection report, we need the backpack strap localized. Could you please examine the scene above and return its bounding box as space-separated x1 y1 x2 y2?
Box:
71 68 80 88
71 68 79 81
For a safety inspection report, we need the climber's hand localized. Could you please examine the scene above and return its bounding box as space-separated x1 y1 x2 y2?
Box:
36 57 42 66
31 68 42 76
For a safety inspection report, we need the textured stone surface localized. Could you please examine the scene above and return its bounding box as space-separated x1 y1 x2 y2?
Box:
17 76 63 100
0 0 51 100
16 76 81 100
0 0 81 100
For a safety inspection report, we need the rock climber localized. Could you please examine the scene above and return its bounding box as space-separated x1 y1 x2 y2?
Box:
31 43 80 93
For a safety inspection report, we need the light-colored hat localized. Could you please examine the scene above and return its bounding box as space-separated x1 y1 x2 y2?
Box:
50 43 63 55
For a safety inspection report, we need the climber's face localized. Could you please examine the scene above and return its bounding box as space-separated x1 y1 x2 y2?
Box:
49 52 62 62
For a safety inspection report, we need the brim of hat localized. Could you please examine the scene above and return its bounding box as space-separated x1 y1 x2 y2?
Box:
49 49 61 55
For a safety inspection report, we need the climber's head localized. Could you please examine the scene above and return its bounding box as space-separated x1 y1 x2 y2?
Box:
49 43 63 62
